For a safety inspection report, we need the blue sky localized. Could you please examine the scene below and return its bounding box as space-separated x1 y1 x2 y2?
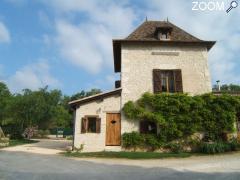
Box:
0 0 239 95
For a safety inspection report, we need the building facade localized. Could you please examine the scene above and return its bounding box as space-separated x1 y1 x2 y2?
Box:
69 20 215 152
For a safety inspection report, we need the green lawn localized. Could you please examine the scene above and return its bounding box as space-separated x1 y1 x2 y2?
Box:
8 139 38 147
63 151 191 159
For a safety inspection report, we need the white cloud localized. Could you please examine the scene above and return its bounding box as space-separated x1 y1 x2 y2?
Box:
0 22 10 43
55 21 104 73
143 0 240 85
40 0 136 74
7 61 61 93
40 0 240 85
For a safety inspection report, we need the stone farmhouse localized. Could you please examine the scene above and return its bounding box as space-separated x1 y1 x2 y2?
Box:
69 20 215 152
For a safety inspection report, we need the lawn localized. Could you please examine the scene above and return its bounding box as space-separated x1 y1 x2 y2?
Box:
63 151 191 159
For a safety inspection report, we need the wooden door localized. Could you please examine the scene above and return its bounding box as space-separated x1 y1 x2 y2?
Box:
106 113 121 146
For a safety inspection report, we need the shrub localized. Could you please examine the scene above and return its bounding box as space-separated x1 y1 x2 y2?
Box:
164 142 183 153
198 142 236 154
143 134 161 151
122 132 144 150
34 129 50 138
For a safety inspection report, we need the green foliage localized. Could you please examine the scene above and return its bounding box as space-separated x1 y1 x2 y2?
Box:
198 140 240 154
122 132 144 150
165 143 183 153
70 89 102 101
213 84 240 92
122 132 162 151
123 93 240 142
35 129 50 138
0 82 102 139
144 134 162 151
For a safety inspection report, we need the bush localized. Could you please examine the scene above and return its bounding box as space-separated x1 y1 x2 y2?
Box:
143 134 161 151
34 129 50 138
164 142 183 153
198 141 239 154
122 132 144 150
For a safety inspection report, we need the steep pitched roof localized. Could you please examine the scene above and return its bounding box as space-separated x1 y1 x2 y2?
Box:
126 21 201 42
113 20 216 72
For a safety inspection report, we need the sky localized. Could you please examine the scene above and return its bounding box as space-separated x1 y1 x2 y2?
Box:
0 0 239 95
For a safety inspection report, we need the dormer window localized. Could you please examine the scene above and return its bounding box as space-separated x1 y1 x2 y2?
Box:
155 27 172 40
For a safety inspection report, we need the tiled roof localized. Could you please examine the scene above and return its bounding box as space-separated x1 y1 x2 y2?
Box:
113 20 216 72
126 21 201 42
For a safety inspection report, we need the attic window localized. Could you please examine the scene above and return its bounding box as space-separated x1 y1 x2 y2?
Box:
156 28 172 40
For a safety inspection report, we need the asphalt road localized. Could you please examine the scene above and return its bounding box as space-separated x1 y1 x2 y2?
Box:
0 140 240 180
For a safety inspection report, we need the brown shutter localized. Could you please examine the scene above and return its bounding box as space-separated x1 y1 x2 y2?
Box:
96 117 101 133
174 69 183 93
153 69 162 93
81 118 87 133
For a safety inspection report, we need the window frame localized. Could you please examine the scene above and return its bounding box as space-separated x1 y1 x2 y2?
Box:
81 115 101 134
153 69 183 94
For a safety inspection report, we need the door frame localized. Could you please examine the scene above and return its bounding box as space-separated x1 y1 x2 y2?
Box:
105 113 121 146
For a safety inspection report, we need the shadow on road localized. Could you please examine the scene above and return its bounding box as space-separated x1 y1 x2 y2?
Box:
0 151 240 180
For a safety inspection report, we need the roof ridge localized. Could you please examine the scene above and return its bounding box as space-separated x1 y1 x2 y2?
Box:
69 88 122 106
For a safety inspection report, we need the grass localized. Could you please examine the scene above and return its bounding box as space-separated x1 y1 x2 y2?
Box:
62 151 191 159
8 139 38 147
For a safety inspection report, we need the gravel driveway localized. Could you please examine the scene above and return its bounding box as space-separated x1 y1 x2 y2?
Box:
0 139 240 180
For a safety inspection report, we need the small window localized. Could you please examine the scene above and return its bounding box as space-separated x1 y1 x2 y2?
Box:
140 120 157 134
156 29 171 40
81 116 101 133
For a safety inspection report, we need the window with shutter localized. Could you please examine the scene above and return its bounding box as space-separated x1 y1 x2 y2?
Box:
81 118 87 133
81 116 101 133
96 118 101 133
153 69 183 93
174 70 183 92
153 69 162 93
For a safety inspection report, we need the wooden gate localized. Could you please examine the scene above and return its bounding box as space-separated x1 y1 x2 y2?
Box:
106 113 121 146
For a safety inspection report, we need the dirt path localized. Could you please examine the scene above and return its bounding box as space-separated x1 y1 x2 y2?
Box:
1 139 72 155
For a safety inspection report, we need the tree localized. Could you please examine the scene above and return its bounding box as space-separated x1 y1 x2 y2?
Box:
213 84 240 92
71 89 102 101
0 82 11 125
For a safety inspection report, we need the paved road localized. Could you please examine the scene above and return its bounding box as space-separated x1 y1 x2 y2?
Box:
0 140 240 180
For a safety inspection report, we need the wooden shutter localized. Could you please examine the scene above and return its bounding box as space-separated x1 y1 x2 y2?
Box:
81 117 87 133
153 69 162 93
174 69 183 93
96 117 101 133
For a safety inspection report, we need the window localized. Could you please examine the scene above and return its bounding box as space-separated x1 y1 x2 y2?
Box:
155 28 172 40
140 120 157 134
161 71 175 93
158 31 170 40
153 69 183 93
81 116 101 133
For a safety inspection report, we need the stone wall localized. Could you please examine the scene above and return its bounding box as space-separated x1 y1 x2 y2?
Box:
74 94 121 152
120 43 212 133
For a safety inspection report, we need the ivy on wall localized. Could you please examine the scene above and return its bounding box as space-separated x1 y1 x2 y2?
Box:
123 93 240 142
